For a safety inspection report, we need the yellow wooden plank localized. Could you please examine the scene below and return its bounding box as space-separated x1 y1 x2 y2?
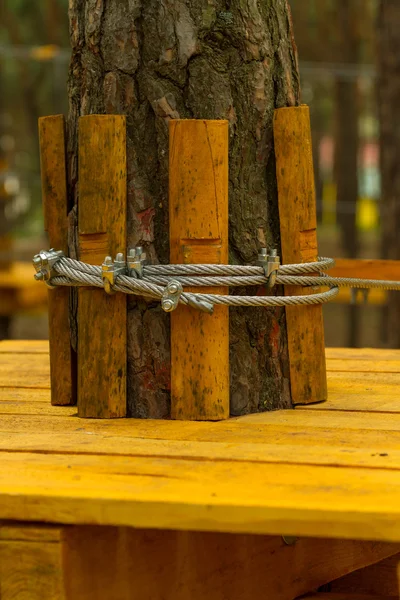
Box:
301 372 400 413
0 388 51 403
329 258 400 281
238 409 400 430
78 115 127 418
326 348 400 361
2 425 400 471
274 105 327 405
0 340 49 354
0 354 50 389
39 115 76 407
0 403 76 416
326 359 400 373
2 452 400 541
169 119 229 421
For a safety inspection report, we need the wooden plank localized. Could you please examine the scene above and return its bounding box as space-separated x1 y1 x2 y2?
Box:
0 524 62 543
2 452 400 541
0 388 51 403
303 372 400 414
39 115 75 407
330 553 400 597
300 594 395 600
2 424 400 470
78 115 127 418
274 105 327 405
329 258 400 281
169 119 229 420
0 527 65 599
326 348 400 361
0 340 49 354
0 354 50 389
326 359 400 373
62 527 399 600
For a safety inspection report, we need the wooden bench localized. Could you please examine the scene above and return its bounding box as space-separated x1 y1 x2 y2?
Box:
0 340 400 598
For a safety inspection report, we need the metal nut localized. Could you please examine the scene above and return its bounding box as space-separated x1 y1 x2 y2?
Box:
162 299 174 312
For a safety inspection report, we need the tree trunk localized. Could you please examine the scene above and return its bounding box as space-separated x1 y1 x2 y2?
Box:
67 0 300 417
378 0 400 348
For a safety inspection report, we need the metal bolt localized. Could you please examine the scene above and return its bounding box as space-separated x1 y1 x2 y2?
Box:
115 252 124 262
260 248 267 256
162 299 174 312
33 256 41 266
270 248 278 257
135 246 143 257
105 256 113 265
34 271 44 281
128 248 135 258
282 536 298 546
168 282 180 294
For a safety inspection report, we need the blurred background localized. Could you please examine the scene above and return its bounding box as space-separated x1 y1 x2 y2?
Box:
0 0 395 347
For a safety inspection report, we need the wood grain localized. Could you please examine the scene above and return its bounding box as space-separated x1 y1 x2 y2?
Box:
330 552 400 597
0 525 64 599
78 115 127 418
169 120 229 420
61 527 399 600
39 115 75 406
274 105 327 405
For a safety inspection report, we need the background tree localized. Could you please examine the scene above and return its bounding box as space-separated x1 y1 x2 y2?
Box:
67 0 300 417
377 0 400 348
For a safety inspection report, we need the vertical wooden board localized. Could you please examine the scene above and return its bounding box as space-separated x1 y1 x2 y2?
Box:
274 105 327 405
169 120 229 421
78 115 127 418
39 115 76 406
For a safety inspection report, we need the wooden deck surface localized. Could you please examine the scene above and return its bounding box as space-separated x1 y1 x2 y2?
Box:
1 340 400 543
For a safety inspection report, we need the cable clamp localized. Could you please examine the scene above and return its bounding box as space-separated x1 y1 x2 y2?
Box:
32 249 64 289
128 247 146 279
257 248 280 288
102 253 127 295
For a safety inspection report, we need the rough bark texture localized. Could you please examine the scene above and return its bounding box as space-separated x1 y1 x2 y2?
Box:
67 0 300 417
378 1 400 348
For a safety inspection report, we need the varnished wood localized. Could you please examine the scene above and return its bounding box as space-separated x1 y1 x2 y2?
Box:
2 343 400 542
330 553 400 597
61 527 399 600
274 105 327 405
330 258 400 281
169 120 229 420
39 115 75 406
0 524 64 599
78 115 127 418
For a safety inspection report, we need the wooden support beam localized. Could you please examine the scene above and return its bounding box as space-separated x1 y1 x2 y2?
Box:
39 115 76 406
169 119 229 421
62 527 399 600
274 105 327 405
329 553 400 597
78 115 127 418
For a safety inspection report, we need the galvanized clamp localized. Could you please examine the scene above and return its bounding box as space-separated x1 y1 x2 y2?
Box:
257 248 280 288
102 253 127 295
32 249 64 289
128 246 146 279
161 280 183 313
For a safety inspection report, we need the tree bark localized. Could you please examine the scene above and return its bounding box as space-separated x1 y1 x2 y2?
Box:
67 0 300 417
378 1 400 348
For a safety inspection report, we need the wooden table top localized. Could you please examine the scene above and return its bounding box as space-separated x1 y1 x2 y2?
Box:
1 340 400 542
